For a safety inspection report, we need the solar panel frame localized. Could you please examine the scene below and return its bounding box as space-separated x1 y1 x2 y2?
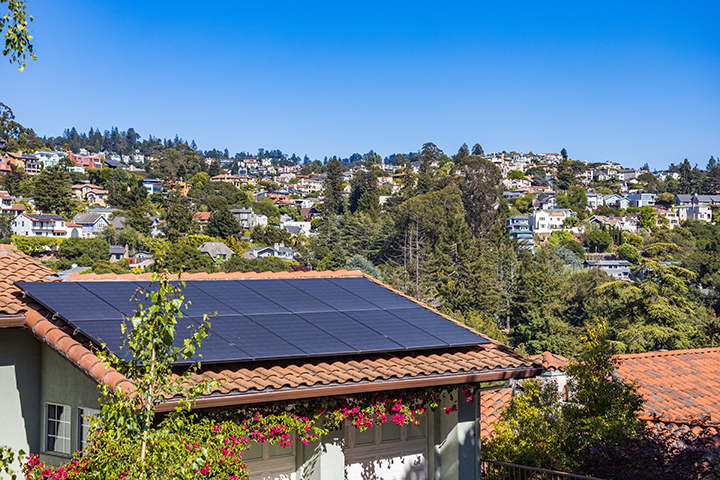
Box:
285 279 379 311
343 309 447 349
206 315 307 359
296 311 404 352
190 280 291 315
17 282 122 321
242 280 336 314
247 313 357 355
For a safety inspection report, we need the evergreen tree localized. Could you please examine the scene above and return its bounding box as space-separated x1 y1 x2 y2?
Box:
322 158 344 215
206 206 241 239
163 183 193 241
348 169 379 217
471 143 484 156
33 165 75 217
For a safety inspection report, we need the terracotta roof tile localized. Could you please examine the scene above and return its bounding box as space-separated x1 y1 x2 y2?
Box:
616 347 720 426
529 351 570 372
480 387 513 438
0 244 60 315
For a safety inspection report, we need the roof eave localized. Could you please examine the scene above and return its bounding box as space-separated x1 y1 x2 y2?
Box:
156 366 542 412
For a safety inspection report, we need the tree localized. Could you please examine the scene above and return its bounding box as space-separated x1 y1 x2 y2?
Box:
507 170 525 180
154 243 218 273
1 0 35 70
452 155 503 239
453 143 469 162
583 229 612 252
205 206 241 239
33 165 76 217
486 321 643 475
639 205 657 230
560 148 568 161
0 212 12 237
322 158 344 215
471 143 484 156
617 243 641 264
163 183 193 242
348 169 379 217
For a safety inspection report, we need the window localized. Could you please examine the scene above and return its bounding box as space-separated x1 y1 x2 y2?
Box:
46 403 72 454
77 407 100 450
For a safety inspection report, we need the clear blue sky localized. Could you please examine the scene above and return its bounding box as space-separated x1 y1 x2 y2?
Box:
2 1 718 169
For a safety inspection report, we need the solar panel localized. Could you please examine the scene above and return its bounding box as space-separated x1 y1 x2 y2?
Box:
207 315 306 359
285 279 378 311
297 311 403 352
79 282 147 317
242 280 335 313
387 308 488 346
247 313 355 355
69 319 129 358
328 278 419 310
191 280 290 315
17 282 122 321
17 277 489 363
343 309 446 349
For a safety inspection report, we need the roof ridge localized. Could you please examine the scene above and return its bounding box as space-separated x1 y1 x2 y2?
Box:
617 346 720 360
63 269 365 282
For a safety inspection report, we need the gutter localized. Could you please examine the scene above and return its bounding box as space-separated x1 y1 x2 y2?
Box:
155 366 542 412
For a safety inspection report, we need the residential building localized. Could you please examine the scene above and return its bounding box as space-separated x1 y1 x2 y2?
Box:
602 194 630 210
653 207 680 229
33 150 64 169
244 243 298 261
676 204 712 222
0 154 11 174
71 212 110 238
66 152 103 170
72 184 109 207
676 193 720 206
0 255 539 476
627 192 656 208
197 241 235 262
587 214 639 233
230 209 268 229
586 192 604 210
210 174 244 188
281 220 312 236
528 209 575 233
192 211 212 231
140 178 163 195
109 245 128 262
23 154 43 175
12 213 81 238
506 215 534 250
584 259 632 280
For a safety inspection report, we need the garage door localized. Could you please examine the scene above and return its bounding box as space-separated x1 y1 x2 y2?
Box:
344 418 428 480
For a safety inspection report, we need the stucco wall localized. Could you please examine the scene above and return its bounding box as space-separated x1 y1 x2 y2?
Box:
0 328 99 470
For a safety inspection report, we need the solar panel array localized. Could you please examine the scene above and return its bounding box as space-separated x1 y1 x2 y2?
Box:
17 278 488 364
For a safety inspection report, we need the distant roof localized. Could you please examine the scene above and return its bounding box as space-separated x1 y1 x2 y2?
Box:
73 212 107 224
197 241 234 258
26 213 65 221
109 245 126 255
585 260 632 267
616 347 720 425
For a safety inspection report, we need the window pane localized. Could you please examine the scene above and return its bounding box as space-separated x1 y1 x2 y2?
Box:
407 416 426 438
46 403 71 454
269 441 292 457
355 426 376 445
381 421 401 442
78 408 100 450
244 441 263 460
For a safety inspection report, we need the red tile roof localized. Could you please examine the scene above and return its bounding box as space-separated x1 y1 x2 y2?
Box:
529 351 570 372
480 387 512 438
616 348 720 426
3 249 540 410
0 244 59 315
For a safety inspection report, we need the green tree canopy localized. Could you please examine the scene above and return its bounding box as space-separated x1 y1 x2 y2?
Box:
33 165 76 218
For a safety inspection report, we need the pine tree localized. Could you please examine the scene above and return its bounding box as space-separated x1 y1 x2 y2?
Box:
33 165 75 217
206 206 241 239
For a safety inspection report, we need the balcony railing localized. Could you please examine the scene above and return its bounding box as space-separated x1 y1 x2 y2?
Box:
480 459 604 480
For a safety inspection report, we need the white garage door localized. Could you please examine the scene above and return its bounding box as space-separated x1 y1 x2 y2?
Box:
344 418 428 480
244 441 296 480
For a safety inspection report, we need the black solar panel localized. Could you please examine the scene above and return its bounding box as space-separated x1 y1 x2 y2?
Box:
208 315 305 359
297 311 403 352
79 282 146 317
286 279 378 311
191 280 290 315
243 280 335 313
387 308 486 346
17 277 489 363
329 277 418 310
17 282 121 321
343 309 446 349
247 313 355 355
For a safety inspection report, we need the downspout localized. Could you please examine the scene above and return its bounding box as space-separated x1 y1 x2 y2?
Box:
474 384 482 480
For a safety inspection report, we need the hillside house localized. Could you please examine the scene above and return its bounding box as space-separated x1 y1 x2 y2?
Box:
0 252 540 480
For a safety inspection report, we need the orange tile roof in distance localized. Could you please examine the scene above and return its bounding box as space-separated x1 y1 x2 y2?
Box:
2 247 540 409
616 348 720 426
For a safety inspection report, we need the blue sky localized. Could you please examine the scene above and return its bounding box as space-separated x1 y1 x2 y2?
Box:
2 1 718 169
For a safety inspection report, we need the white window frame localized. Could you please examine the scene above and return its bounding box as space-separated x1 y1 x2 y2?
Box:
45 403 72 455
77 407 100 450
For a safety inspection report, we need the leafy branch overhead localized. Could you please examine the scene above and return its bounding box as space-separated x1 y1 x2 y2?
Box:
1 0 36 70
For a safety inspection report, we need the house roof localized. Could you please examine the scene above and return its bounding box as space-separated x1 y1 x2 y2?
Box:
109 245 126 255
529 351 569 372
73 212 107 225
616 347 720 426
198 241 234 257
479 387 512 438
3 250 540 409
